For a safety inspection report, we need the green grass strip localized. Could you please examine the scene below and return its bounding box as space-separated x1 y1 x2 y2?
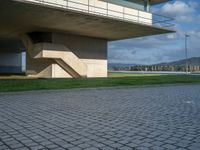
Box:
0 75 200 92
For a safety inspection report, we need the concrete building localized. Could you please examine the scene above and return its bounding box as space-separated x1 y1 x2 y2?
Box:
0 0 174 78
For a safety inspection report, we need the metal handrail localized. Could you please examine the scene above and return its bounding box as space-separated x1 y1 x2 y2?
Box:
22 0 174 28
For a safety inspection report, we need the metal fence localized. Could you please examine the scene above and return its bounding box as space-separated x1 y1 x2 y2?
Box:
21 0 174 28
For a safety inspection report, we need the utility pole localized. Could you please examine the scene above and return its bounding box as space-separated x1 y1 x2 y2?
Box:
185 34 189 74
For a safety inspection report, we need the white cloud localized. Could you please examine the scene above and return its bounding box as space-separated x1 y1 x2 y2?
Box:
108 0 200 65
161 1 195 16
158 0 199 23
166 34 176 39
188 1 199 8
108 28 200 65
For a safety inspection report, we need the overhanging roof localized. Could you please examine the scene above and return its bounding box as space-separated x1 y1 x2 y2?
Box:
0 0 175 41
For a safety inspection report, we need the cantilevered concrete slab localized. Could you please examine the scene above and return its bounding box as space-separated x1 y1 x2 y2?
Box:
0 0 174 41
0 0 175 78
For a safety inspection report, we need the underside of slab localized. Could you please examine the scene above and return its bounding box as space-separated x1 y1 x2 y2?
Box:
0 0 174 41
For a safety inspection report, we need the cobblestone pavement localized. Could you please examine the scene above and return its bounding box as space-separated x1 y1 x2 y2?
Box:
0 85 200 150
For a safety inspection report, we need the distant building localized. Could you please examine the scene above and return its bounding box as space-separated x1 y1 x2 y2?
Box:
117 65 200 72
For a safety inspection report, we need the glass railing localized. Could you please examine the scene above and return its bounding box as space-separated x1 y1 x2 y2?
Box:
21 0 174 29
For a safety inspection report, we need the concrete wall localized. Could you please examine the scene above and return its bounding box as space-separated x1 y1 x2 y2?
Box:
26 56 73 78
26 52 54 77
24 0 152 25
23 32 108 78
0 52 22 73
52 33 108 78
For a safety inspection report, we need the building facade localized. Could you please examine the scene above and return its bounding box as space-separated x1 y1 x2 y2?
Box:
0 0 174 78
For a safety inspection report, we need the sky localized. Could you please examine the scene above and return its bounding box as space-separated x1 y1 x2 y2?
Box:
108 0 200 65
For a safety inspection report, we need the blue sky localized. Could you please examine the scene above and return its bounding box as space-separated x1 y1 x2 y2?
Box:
108 0 200 65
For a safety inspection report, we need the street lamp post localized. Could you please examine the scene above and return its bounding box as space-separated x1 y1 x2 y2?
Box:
185 34 189 74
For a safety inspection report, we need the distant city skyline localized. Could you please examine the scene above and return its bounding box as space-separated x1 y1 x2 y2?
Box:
108 0 200 65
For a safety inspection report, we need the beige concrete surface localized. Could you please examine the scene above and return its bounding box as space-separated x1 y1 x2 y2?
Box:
0 0 174 40
19 0 153 25
35 44 88 77
52 33 108 78
21 33 107 78
0 0 174 78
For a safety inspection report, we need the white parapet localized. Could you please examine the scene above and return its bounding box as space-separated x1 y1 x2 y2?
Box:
20 0 153 25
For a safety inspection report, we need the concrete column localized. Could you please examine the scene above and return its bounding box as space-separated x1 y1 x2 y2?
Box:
52 33 108 78
21 33 72 78
21 32 108 78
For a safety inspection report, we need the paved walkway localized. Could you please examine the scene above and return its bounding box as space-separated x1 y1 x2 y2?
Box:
0 85 200 150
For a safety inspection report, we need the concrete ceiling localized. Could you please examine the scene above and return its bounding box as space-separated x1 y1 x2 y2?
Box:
0 0 174 41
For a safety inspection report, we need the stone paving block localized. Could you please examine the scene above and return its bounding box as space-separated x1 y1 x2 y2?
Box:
95 143 105 148
162 144 177 149
70 140 83 145
176 142 190 148
45 144 59 149
176 148 188 150
165 139 177 144
84 147 100 150
136 146 151 150
127 142 138 148
110 142 123 148
78 143 91 148
0 85 200 150
30 145 45 150
0 145 10 150
151 140 163 146
15 147 30 150
131 139 144 145
100 146 115 150
190 142 200 148
118 140 129 145
150 146 165 150
118 146 134 150
142 142 153 148
67 147 82 150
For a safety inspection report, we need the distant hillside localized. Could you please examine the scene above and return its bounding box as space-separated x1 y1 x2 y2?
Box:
109 57 200 70
154 57 200 66
108 63 137 69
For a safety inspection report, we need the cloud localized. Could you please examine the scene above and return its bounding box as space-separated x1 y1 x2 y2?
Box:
160 1 195 16
155 0 199 23
108 0 200 65
167 34 176 39
108 28 200 64
108 34 182 64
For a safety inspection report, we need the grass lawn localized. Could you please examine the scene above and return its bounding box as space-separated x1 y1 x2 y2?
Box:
0 74 200 92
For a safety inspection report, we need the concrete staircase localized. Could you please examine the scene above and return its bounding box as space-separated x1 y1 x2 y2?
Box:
33 42 87 78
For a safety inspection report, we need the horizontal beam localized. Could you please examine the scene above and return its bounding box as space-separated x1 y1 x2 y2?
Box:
0 0 175 40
